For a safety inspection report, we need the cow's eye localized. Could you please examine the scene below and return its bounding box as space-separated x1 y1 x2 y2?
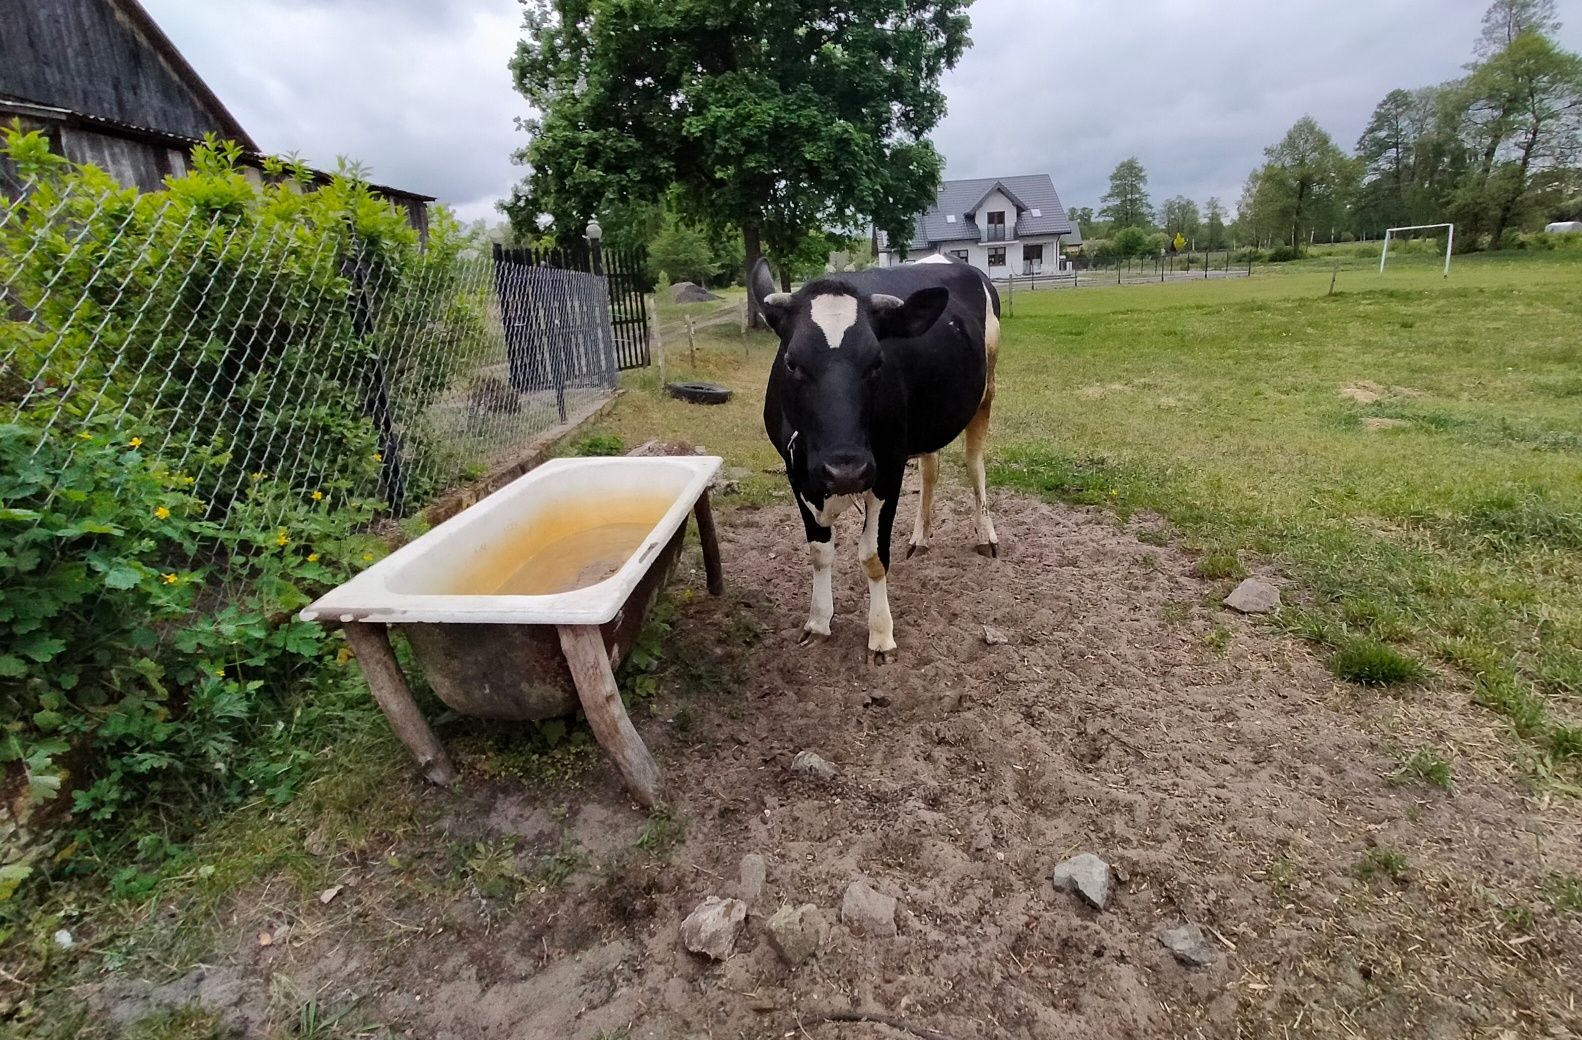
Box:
785 358 803 379
865 358 883 380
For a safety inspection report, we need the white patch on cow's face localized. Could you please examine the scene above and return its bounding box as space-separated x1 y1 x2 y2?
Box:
914 254 953 265
799 490 855 527
808 293 858 349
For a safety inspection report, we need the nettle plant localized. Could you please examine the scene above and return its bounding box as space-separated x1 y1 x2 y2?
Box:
0 129 464 901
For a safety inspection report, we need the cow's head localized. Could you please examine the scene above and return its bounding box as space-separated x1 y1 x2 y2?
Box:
750 258 948 498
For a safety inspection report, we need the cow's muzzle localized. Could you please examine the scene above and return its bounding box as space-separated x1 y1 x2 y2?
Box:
820 454 876 496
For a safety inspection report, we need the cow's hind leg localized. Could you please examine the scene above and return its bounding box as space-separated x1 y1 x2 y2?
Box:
965 402 999 557
796 497 835 643
905 451 939 558
859 490 900 666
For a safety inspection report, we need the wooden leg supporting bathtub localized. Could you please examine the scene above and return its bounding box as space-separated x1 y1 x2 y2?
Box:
558 624 663 808
694 487 724 596
343 622 458 786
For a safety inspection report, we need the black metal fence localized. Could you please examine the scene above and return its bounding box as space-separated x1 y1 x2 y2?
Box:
493 244 651 370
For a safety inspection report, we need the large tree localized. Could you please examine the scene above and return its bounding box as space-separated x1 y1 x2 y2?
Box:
1161 195 1202 242
1099 158 1153 230
1251 116 1357 248
507 0 972 315
1203 196 1227 249
1457 29 1582 245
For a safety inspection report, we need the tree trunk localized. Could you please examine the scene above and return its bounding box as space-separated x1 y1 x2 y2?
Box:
743 218 765 329
1491 116 1543 250
780 268 792 293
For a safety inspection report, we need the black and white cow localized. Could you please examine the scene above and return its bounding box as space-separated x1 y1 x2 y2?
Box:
751 254 1001 665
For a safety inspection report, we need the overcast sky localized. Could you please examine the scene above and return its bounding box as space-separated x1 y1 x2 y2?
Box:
144 0 1580 225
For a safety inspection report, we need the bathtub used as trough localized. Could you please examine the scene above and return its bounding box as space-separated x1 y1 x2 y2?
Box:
301 454 724 806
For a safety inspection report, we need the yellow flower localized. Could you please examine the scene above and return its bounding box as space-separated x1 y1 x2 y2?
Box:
77 431 94 441
275 529 289 547
215 668 226 678
361 552 374 562
250 471 265 482
154 505 171 520
129 436 143 448
372 452 383 463
307 552 320 563
311 490 324 501
161 572 179 584
336 647 353 665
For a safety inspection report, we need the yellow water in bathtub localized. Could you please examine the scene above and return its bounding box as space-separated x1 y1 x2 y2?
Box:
449 492 672 596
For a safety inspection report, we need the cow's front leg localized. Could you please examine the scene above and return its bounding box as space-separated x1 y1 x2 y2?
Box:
965 402 999 557
906 451 938 558
795 496 835 643
858 490 900 666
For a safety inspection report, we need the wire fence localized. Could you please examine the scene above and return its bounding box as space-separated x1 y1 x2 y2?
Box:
989 249 1254 291
1 177 620 538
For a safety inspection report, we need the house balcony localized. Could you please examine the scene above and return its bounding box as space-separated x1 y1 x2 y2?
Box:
983 226 1007 242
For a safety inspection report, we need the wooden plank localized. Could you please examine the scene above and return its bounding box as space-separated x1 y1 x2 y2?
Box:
557 624 662 807
343 622 458 786
694 486 724 596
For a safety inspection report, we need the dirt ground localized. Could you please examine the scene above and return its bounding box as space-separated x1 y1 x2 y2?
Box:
89 480 1582 1039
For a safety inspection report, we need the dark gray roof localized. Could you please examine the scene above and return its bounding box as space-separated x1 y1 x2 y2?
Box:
881 174 1076 252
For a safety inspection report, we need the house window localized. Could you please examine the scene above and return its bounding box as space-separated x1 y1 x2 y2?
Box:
988 247 1006 268
949 249 969 262
986 211 1006 242
1023 243 1044 275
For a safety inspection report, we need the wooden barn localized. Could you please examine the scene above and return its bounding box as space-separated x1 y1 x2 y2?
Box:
0 0 433 232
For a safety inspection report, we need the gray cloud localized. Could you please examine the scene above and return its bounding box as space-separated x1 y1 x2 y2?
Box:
144 0 1580 225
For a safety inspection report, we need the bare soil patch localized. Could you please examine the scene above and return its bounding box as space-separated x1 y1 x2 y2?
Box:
86 486 1582 1039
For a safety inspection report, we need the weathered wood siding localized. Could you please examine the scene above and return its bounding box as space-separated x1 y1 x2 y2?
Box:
0 0 235 140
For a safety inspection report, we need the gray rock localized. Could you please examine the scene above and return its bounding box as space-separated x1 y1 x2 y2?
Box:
680 896 747 960
1223 578 1281 614
738 853 767 903
841 880 897 937
671 281 721 303
766 904 828 965
1050 852 1113 910
982 625 1010 645
790 750 837 782
1157 923 1216 967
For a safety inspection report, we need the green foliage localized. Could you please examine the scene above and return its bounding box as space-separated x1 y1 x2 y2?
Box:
1331 637 1427 686
1354 846 1410 882
569 433 625 457
0 128 492 909
1242 117 1358 250
1192 552 1245 580
0 421 385 857
506 0 972 278
1393 748 1454 789
1099 157 1152 230
1268 245 1305 262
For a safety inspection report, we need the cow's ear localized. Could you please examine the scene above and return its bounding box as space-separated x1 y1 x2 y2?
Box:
750 257 791 333
871 287 948 340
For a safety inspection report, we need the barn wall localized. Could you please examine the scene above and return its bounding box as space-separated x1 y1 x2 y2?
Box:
58 127 185 191
0 0 237 141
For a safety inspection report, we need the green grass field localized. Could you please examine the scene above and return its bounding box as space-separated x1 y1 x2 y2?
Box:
620 251 1582 776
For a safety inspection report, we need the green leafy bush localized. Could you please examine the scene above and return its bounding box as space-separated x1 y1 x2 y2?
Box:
0 129 491 906
1267 245 1304 263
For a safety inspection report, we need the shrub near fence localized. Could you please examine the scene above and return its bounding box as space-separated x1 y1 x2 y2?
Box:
0 130 616 900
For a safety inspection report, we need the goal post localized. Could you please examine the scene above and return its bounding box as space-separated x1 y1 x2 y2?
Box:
1380 223 1454 277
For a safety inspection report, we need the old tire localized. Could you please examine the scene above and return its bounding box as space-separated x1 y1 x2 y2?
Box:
666 381 732 405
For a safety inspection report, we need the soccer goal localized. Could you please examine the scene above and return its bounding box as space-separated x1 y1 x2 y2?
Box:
1379 223 1454 277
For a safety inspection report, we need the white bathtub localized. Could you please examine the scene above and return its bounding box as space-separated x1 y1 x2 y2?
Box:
301 454 723 627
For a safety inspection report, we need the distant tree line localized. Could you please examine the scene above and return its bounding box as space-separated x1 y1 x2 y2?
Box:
1070 0 1580 258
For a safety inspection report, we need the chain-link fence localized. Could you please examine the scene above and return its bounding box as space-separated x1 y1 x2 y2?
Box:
1 176 619 533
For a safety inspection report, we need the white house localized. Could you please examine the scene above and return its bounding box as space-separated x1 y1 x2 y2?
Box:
875 174 1081 278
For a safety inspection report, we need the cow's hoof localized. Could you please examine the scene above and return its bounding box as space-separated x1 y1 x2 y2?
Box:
867 647 898 667
905 542 929 559
799 626 831 646
975 542 1000 559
